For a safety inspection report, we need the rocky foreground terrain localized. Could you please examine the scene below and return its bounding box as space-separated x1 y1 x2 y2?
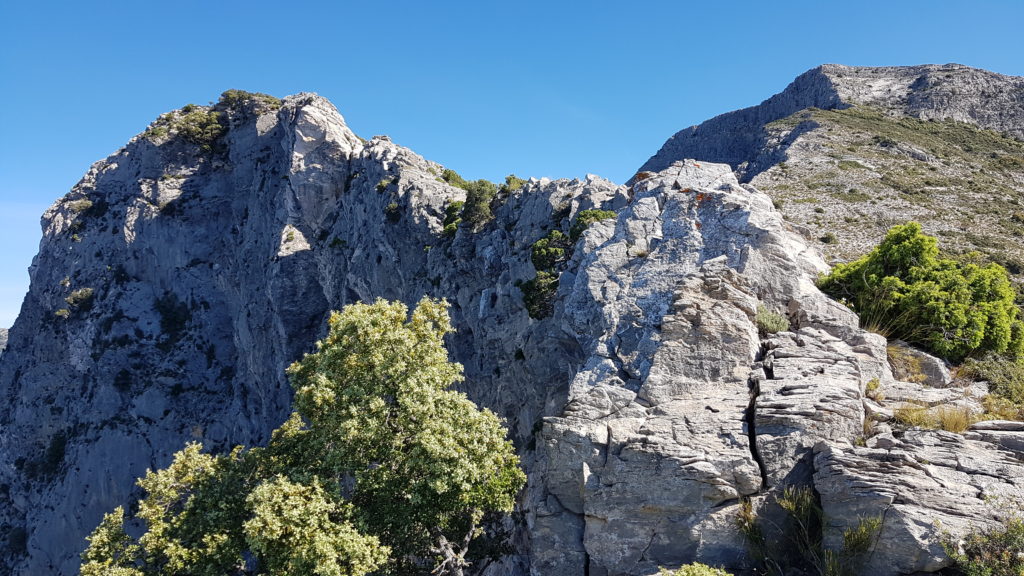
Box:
0 65 1022 575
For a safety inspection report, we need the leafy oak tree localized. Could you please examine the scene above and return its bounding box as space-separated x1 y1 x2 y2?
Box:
81 298 525 576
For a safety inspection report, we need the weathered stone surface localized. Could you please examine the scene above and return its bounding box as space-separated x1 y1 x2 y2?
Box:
887 340 952 388
0 328 7 357
1 85 1021 576
814 432 1024 575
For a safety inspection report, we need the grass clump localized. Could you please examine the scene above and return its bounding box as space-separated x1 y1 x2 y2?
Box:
893 403 977 432
738 487 881 576
756 306 790 336
818 222 1024 362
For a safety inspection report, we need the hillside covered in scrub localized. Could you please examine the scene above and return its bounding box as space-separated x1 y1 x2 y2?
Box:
0 65 1023 576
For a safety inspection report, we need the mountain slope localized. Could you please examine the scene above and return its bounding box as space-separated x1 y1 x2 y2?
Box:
0 80 1021 576
640 63 1024 281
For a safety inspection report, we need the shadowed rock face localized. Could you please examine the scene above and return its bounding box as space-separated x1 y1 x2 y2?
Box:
638 63 1024 181
1 87 1021 576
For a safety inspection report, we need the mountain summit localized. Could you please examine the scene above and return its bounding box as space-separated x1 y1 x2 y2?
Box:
1 68 1022 575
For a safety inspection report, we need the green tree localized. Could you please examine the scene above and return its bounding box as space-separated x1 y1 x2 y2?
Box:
818 222 1024 361
81 298 524 576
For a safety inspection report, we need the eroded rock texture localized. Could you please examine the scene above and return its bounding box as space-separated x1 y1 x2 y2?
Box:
0 86 1021 576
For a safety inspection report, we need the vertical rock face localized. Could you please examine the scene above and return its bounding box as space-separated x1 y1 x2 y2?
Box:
0 329 7 357
1 83 1022 576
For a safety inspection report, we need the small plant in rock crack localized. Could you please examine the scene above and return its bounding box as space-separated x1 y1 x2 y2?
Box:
737 487 882 576
756 306 790 336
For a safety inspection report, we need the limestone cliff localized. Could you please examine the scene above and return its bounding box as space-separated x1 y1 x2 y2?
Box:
0 81 1021 576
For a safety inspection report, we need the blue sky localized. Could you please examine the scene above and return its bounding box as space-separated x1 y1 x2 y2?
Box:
1 0 1023 327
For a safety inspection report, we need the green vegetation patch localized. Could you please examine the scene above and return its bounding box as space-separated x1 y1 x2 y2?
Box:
818 222 1024 361
943 516 1024 576
570 209 616 242
80 299 525 576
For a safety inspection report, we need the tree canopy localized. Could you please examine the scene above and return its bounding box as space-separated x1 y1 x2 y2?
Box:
818 222 1024 361
81 298 525 576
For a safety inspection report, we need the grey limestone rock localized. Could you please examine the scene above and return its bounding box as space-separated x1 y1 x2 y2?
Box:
0 329 7 357
814 432 1024 574
0 88 1020 576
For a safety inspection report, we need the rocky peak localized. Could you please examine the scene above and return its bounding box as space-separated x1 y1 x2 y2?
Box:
638 63 1024 179
0 87 1021 576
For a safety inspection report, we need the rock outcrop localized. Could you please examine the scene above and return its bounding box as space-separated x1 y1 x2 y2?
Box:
0 85 1021 576
0 329 7 357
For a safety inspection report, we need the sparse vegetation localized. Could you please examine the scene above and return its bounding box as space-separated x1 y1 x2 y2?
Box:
438 168 499 232
943 516 1024 576
145 104 226 154
498 174 527 195
659 563 733 576
67 199 94 214
384 202 401 222
738 487 881 576
569 209 616 242
442 201 464 238
65 287 95 310
217 89 281 112
756 305 790 336
520 271 559 320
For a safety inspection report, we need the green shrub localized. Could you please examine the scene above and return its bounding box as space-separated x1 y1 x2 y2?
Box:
820 232 839 244
440 168 470 189
217 89 281 112
376 178 391 193
499 174 527 195
521 271 559 319
442 201 464 238
570 209 616 242
756 306 790 336
461 179 498 231
961 354 1024 406
65 288 95 310
659 563 733 576
67 199 94 214
818 222 1024 361
944 516 1024 576
173 106 225 153
384 202 401 222
531 230 571 271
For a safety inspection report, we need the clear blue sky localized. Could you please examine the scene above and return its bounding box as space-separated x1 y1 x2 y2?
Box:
2 0 1023 327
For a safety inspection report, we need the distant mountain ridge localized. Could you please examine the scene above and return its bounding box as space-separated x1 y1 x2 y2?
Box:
639 63 1024 181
